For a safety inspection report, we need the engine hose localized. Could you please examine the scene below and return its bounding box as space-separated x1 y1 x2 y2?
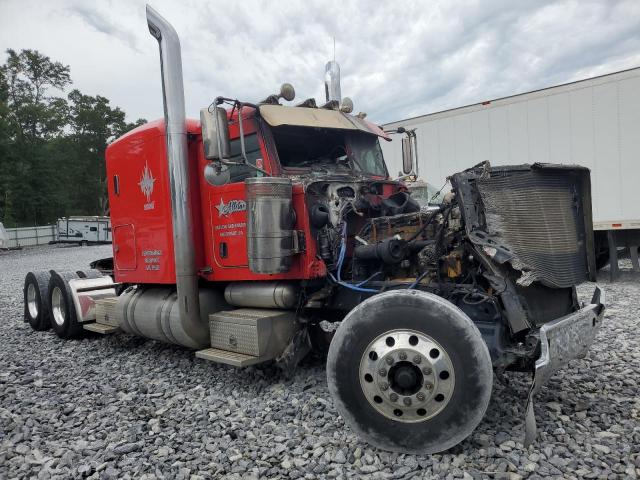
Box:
406 206 443 242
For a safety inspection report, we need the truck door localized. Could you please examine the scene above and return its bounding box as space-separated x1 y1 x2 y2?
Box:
209 131 270 269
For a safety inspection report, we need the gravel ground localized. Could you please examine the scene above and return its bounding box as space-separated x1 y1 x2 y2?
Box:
1 244 639 480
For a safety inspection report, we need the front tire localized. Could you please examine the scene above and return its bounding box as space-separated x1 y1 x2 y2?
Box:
327 289 493 454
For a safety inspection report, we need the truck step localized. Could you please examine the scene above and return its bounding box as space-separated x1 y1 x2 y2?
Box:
83 323 119 334
195 347 264 367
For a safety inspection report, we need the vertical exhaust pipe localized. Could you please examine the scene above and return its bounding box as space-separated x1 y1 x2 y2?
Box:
324 60 341 103
146 5 200 327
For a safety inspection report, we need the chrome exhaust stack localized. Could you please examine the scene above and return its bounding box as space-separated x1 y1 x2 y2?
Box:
146 5 201 329
324 60 341 104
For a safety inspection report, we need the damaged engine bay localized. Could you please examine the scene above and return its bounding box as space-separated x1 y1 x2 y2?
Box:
303 161 598 372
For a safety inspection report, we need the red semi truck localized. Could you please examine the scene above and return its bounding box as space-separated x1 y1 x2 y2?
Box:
22 6 605 453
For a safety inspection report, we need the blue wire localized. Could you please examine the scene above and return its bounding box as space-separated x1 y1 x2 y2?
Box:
408 271 430 289
329 272 379 293
355 270 382 287
332 221 379 293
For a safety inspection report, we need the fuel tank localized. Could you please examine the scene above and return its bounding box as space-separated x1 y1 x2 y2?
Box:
116 286 228 349
224 281 299 309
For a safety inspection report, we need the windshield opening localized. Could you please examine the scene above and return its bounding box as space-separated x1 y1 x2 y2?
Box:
271 125 388 177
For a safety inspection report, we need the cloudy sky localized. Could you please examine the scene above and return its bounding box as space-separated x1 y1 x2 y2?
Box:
1 0 639 125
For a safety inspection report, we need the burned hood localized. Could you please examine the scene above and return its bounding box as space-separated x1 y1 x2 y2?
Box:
451 163 597 288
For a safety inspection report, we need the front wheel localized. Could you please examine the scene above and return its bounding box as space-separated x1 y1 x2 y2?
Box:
327 289 493 454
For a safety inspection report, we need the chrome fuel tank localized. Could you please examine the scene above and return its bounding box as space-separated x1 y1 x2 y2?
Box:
116 287 228 349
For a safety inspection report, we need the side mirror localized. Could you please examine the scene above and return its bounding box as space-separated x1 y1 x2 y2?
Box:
401 133 417 175
203 162 231 186
200 106 230 160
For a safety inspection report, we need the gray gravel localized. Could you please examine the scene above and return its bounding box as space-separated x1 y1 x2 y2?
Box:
1 244 639 479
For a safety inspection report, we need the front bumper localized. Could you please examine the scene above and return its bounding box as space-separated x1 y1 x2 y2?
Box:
524 286 605 445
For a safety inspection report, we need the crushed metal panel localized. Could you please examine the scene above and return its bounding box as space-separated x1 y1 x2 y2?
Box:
452 163 594 288
477 171 586 287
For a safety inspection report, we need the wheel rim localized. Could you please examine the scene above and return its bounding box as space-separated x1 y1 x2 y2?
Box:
51 286 66 327
359 329 455 423
27 283 38 318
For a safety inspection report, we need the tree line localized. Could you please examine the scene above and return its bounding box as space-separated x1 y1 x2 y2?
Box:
0 49 145 227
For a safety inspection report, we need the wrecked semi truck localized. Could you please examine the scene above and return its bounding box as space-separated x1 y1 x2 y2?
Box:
22 6 604 453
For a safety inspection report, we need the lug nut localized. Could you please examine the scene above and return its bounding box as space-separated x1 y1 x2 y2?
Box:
385 356 394 366
422 367 432 375
413 355 422 364
378 368 387 377
416 392 426 401
389 393 399 402
380 382 389 391
424 382 434 390
399 352 407 361
403 397 412 406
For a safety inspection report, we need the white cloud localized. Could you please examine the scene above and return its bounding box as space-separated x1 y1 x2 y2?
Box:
1 0 638 125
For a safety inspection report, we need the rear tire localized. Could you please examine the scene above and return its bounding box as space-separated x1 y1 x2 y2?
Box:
24 271 52 331
327 289 493 454
48 271 84 339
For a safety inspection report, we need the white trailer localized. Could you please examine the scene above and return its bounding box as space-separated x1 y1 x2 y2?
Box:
56 216 112 245
381 67 640 277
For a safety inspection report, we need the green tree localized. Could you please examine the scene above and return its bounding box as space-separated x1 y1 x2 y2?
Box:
3 49 70 141
0 48 145 226
0 66 15 226
0 49 71 226
65 89 145 215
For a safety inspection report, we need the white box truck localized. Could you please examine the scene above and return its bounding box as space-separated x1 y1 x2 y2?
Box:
381 67 640 278
55 216 112 245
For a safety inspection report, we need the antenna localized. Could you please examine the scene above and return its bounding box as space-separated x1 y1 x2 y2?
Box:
333 37 335 61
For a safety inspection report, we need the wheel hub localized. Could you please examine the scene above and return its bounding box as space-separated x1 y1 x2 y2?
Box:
51 286 66 327
359 330 455 423
389 361 423 395
27 283 38 318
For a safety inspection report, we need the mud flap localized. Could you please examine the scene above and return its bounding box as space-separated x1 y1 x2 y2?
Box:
276 328 312 375
524 286 605 446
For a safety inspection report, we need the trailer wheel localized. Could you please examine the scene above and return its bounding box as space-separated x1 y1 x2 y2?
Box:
327 289 492 454
23 271 52 331
48 271 83 339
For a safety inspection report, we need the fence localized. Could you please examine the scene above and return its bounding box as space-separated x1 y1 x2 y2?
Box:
0 225 57 249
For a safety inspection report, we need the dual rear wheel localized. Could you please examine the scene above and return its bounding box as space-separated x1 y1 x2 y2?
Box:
23 270 101 338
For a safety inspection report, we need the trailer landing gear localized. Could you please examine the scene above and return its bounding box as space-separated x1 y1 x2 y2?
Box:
327 290 492 454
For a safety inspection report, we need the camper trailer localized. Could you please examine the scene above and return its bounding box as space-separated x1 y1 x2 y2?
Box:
55 217 112 245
